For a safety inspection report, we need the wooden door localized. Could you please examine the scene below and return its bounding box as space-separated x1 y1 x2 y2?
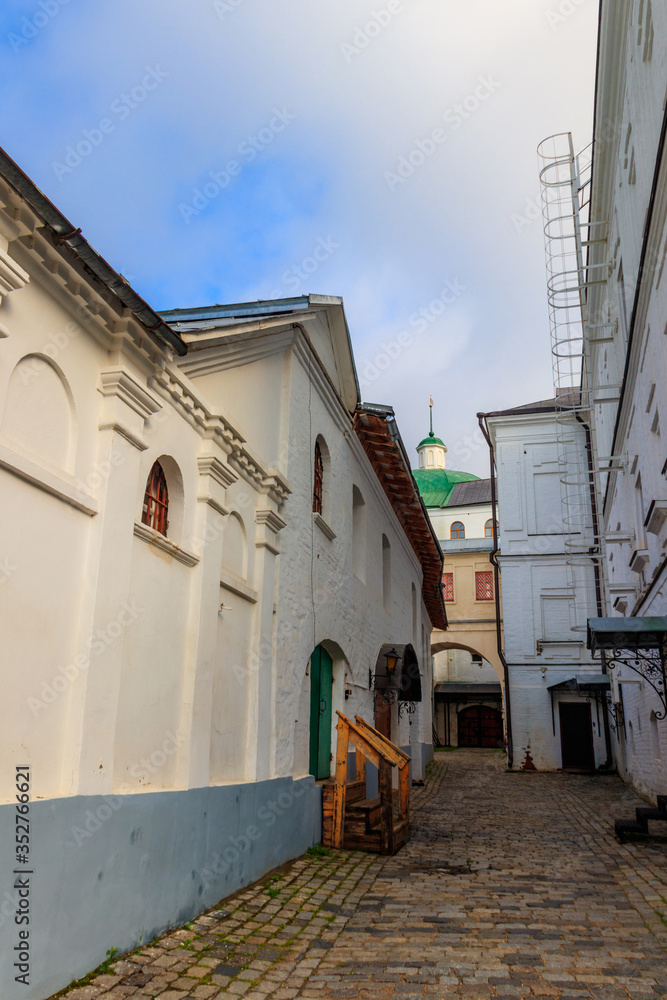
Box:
309 646 333 779
375 692 391 740
559 702 595 771
458 705 503 748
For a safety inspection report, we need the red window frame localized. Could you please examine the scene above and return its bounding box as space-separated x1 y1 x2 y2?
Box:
442 572 454 602
475 571 494 601
142 461 169 536
450 521 465 540
313 441 323 514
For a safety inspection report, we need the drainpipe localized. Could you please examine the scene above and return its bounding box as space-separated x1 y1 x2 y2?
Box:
477 413 513 769
575 411 613 769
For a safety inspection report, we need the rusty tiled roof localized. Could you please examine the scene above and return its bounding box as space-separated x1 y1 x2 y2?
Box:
354 405 447 631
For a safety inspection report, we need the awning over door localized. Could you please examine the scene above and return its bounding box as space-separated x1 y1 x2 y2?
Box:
374 643 422 702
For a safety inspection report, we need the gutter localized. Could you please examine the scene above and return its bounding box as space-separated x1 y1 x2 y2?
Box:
575 411 612 769
0 146 187 357
477 411 513 769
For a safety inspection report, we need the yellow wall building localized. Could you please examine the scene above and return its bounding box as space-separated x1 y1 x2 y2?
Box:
413 413 505 748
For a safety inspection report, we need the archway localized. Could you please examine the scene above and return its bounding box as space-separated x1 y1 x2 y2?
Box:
431 638 504 749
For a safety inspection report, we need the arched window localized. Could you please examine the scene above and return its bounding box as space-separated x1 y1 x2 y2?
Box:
450 521 465 540
142 461 169 536
313 441 324 514
484 519 497 538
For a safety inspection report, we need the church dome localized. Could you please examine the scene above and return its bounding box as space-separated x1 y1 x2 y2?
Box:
413 404 479 507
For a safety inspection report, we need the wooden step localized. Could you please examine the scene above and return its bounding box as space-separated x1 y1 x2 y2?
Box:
346 779 366 803
636 807 667 830
346 797 381 830
343 815 409 855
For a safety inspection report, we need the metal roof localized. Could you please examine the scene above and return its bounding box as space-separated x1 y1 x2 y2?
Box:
0 146 187 357
547 675 610 692
448 478 493 507
412 468 481 508
587 617 667 653
434 683 502 695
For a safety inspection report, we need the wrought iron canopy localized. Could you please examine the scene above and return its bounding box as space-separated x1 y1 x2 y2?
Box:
586 617 667 721
587 617 667 653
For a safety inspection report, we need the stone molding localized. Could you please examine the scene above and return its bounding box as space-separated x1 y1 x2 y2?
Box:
133 521 200 567
98 367 162 419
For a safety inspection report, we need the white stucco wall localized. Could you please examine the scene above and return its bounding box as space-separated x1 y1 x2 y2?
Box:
574 0 667 801
489 409 606 770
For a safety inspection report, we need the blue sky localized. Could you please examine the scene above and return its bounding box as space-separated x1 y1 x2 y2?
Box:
1 0 598 474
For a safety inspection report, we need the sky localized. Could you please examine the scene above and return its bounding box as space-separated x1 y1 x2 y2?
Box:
1 0 599 475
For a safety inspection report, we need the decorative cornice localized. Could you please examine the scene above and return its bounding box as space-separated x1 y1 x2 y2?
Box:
255 509 287 534
261 468 292 507
98 368 162 419
197 454 239 489
133 522 199 567
0 249 29 298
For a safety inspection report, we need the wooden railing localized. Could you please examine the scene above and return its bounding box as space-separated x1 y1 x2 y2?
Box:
332 711 411 855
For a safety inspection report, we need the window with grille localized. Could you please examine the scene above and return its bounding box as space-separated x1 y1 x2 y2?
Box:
450 521 465 539
442 572 454 602
475 571 493 601
313 441 323 514
142 461 169 536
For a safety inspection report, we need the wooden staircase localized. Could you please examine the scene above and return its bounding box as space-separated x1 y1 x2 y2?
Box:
321 712 411 856
615 795 667 842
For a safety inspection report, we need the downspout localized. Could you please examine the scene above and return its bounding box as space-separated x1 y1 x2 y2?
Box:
477 413 513 769
575 411 613 769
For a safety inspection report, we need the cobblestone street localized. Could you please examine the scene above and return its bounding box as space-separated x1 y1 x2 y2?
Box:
57 751 667 1000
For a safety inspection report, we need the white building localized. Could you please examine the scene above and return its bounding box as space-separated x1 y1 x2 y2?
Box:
572 0 667 801
483 401 609 772
531 0 667 802
0 148 444 999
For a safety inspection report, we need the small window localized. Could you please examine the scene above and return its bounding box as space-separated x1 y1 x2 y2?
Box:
142 461 169 536
484 519 497 538
475 571 494 601
450 521 465 540
313 441 323 514
442 572 454 602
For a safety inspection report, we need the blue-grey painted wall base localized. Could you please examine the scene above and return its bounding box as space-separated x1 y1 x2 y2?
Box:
0 776 321 1000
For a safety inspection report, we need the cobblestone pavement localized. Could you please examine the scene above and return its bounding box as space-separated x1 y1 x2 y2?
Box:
56 750 667 1000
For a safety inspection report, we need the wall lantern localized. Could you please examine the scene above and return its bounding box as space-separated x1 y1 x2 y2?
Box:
384 647 401 676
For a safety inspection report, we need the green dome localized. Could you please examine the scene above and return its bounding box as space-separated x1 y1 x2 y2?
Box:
412 467 480 508
417 434 446 449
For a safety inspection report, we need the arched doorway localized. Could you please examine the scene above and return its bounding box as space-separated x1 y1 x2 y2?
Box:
458 705 503 748
309 645 333 779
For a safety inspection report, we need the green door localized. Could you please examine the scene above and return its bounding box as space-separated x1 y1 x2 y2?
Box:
309 645 333 779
